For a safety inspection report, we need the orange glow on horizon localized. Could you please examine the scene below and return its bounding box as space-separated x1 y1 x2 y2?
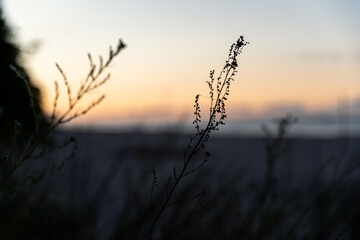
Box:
4 0 359 126
40 56 359 124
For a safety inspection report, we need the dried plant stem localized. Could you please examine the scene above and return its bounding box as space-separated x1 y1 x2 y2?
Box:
147 36 248 239
6 39 126 180
147 136 205 239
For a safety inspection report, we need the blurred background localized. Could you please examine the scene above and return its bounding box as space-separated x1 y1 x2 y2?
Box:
1 1 360 239
2 0 359 137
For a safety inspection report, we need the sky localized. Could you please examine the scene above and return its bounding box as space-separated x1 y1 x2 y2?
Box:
2 0 360 127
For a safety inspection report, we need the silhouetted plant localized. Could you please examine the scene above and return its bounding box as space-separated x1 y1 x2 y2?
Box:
0 30 125 238
1 39 125 190
259 114 297 206
148 36 248 239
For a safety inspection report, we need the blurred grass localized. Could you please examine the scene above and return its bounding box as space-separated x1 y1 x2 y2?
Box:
2 128 359 239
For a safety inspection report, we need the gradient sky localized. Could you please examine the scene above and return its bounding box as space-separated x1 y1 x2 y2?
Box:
2 0 360 125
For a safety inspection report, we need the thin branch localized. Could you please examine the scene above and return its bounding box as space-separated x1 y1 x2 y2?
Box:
147 36 248 239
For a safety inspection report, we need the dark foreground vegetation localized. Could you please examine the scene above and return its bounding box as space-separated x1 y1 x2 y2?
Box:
3 130 360 240
1 4 359 239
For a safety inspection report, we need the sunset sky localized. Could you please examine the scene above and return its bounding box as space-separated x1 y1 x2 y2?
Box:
2 0 360 126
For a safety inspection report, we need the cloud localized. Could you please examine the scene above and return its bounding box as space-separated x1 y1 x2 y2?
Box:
352 50 360 63
260 103 307 118
232 103 308 120
231 100 360 124
299 50 342 63
352 97 360 113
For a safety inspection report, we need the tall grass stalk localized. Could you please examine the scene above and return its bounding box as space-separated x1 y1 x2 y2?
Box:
1 39 125 199
148 36 248 239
